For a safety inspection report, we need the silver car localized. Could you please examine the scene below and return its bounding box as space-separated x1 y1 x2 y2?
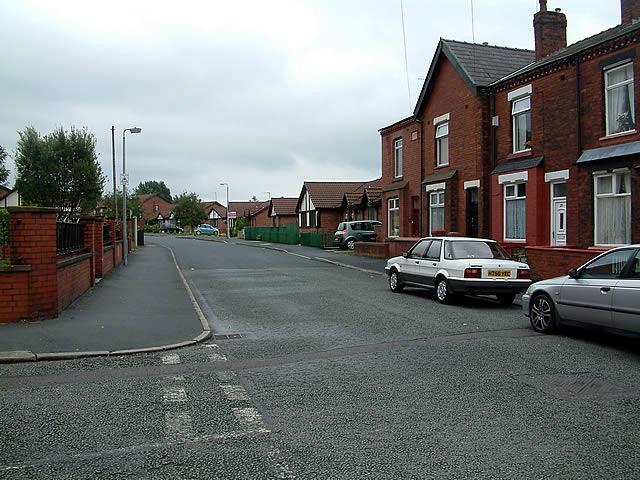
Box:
522 245 640 334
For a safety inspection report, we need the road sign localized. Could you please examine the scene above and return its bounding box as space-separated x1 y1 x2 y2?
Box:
228 211 237 219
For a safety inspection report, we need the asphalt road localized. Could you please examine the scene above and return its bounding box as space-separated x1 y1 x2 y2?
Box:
2 235 640 479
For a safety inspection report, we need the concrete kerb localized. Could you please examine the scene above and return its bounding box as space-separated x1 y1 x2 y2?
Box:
0 243 214 364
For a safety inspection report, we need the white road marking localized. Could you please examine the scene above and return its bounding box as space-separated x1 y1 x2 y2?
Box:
164 412 194 441
161 353 181 365
204 344 227 361
268 447 297 479
216 370 237 381
232 407 269 432
163 387 188 403
220 384 249 401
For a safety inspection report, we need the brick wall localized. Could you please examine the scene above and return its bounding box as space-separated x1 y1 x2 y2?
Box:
57 254 92 311
525 246 607 280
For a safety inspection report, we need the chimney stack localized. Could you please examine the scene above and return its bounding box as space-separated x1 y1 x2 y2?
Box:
621 0 640 24
533 0 567 60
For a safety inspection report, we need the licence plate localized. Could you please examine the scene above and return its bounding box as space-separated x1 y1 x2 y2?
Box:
487 269 511 278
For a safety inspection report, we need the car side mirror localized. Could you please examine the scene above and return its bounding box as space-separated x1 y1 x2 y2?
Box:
402 252 408 258
568 268 579 279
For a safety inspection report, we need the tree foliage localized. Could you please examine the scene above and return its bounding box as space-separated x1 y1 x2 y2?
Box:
135 180 172 202
14 126 105 216
101 191 144 219
173 192 206 229
0 146 8 186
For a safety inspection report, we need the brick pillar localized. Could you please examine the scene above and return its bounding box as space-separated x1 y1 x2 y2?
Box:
79 216 97 286
94 217 105 278
8 207 58 319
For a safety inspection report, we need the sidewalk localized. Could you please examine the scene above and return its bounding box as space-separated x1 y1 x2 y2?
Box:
0 239 205 356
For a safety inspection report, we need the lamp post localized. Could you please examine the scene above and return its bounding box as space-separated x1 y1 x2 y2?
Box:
122 127 142 266
220 183 229 239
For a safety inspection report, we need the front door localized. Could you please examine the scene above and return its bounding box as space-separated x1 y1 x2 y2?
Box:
552 199 567 246
466 188 479 237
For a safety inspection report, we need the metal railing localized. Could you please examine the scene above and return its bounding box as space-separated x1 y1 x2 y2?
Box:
56 222 84 255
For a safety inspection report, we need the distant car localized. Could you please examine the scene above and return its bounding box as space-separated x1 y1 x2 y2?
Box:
385 237 531 305
194 224 219 236
523 245 640 335
160 225 184 234
334 221 382 250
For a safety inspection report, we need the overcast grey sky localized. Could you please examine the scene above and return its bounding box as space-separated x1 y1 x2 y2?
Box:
0 0 619 203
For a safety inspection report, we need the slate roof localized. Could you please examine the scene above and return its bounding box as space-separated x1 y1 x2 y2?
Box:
270 197 298 216
494 20 640 85
413 39 534 115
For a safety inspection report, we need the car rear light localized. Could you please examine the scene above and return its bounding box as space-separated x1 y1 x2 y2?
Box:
517 269 530 279
464 268 482 278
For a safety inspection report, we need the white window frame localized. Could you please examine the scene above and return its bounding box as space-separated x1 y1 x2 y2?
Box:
394 138 403 178
435 122 449 167
593 171 632 246
388 197 400 237
429 190 445 235
512 95 532 153
604 62 635 136
503 182 527 242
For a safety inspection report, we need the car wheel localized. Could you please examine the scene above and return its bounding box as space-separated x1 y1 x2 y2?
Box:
497 293 516 306
346 239 356 250
389 270 404 293
435 277 454 304
529 293 556 333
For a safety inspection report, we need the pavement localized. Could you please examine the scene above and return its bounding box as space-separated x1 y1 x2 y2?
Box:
0 239 208 359
2 235 640 478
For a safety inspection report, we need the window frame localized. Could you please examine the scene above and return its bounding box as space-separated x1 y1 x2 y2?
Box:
394 138 403 178
429 190 445 235
511 95 532 153
604 62 635 136
435 122 449 167
388 197 400 237
593 171 632 246
503 182 527 243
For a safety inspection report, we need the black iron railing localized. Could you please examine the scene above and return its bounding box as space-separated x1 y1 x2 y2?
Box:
56 222 84 255
103 223 112 245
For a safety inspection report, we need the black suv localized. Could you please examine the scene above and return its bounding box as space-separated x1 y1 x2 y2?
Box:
334 221 382 250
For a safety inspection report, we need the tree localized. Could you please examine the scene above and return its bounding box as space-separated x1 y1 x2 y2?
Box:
14 126 105 216
101 191 144 219
0 146 8 186
136 180 172 202
173 192 206 229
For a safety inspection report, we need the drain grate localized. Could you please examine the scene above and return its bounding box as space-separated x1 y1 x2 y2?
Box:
516 373 635 401
213 333 243 340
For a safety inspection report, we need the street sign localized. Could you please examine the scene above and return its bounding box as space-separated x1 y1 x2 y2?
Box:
228 211 237 219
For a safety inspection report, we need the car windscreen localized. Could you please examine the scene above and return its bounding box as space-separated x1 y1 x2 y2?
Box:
444 241 510 260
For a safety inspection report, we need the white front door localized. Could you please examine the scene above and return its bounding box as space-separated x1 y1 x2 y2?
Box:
552 199 567 246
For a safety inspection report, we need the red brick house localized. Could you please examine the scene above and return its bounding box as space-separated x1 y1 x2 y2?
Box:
490 0 640 251
295 180 380 233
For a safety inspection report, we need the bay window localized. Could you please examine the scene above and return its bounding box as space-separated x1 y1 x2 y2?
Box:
504 183 526 241
605 62 635 135
594 172 631 245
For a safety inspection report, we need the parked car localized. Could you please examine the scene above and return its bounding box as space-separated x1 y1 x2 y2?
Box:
194 224 219 236
523 245 640 335
160 225 184 234
385 237 531 305
334 221 382 250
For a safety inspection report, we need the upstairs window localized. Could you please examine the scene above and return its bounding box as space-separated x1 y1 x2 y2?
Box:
394 138 403 178
512 96 531 153
504 183 526 241
605 63 635 135
435 123 449 167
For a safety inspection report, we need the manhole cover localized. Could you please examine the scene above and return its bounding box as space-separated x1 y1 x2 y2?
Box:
516 374 635 400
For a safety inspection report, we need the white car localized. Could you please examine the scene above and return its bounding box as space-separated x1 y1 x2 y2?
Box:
385 237 531 305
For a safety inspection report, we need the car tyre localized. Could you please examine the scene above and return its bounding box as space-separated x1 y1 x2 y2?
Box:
529 293 556 334
435 277 454 304
497 293 516 306
389 270 404 293
346 239 356 250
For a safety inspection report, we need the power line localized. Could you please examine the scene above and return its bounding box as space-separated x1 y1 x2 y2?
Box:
400 0 412 112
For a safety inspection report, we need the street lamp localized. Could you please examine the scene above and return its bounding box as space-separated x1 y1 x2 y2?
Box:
122 126 142 266
220 183 229 239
